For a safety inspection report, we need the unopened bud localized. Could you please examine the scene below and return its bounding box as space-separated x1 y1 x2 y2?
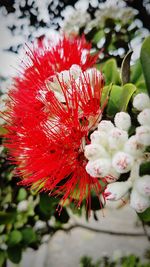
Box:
130 189 150 213
98 120 114 132
84 143 109 160
114 112 131 131
108 128 128 150
133 93 150 111
137 108 150 126
86 158 111 178
136 125 150 146
104 181 132 201
112 151 134 173
134 175 150 197
124 135 145 157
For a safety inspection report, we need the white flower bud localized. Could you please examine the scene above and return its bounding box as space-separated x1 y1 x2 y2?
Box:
114 112 131 131
124 135 145 157
105 167 120 183
86 158 111 178
104 181 132 201
137 108 150 126
133 93 150 111
34 220 47 230
112 151 134 173
130 189 150 213
108 128 128 150
84 143 109 160
90 130 108 147
98 120 114 132
134 175 150 197
17 200 28 212
136 125 150 146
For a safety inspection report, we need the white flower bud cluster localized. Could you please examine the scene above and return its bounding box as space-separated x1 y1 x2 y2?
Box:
84 93 150 213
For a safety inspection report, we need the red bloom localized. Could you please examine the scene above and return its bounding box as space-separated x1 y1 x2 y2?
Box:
4 35 105 210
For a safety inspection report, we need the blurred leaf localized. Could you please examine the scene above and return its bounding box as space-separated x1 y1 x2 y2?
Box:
106 85 123 116
92 30 104 44
121 50 133 85
7 230 22 247
0 126 8 135
119 83 136 111
0 211 16 225
21 227 37 245
138 208 150 222
140 162 150 176
7 246 22 264
17 188 27 202
140 36 150 96
0 250 6 267
103 59 121 85
55 207 69 223
39 193 58 216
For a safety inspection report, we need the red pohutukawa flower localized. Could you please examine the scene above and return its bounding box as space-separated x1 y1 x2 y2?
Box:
4 35 106 210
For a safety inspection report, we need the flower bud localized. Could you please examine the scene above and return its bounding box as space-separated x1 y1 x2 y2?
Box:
86 158 111 178
134 175 150 197
105 167 120 183
137 108 150 126
90 130 108 147
133 93 150 111
84 143 109 160
136 125 150 146
108 128 128 150
17 200 28 212
124 135 145 157
130 189 150 213
114 112 131 131
112 151 134 173
104 181 132 201
98 120 114 132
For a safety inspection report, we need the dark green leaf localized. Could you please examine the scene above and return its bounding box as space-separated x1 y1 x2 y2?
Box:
140 162 150 176
0 250 6 267
21 227 37 245
0 211 16 225
7 246 22 264
103 59 121 85
140 36 150 96
55 207 69 223
138 208 150 222
106 85 123 116
7 230 22 247
119 83 137 111
121 50 133 85
39 193 58 216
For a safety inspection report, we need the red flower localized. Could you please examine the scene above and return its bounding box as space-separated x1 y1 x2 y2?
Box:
4 35 105 210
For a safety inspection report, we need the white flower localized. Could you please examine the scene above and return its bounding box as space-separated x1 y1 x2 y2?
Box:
133 93 150 111
136 125 150 146
90 130 108 147
134 175 150 197
114 112 131 131
108 128 128 150
34 220 46 230
86 158 111 178
17 200 28 212
98 120 114 132
137 108 150 126
84 143 109 161
130 189 150 213
104 181 132 201
112 151 134 173
124 135 145 157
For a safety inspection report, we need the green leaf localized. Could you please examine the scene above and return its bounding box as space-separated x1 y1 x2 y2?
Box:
17 188 27 202
130 59 143 84
0 250 6 267
101 84 112 107
7 230 22 247
121 50 133 85
140 162 150 176
106 85 123 116
55 207 70 223
21 227 37 245
39 193 58 216
92 30 104 44
0 126 8 135
0 211 16 225
140 36 150 96
103 59 121 85
119 83 137 111
138 207 150 222
7 246 22 264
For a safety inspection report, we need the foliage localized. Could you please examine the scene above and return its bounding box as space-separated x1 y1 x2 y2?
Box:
80 253 150 267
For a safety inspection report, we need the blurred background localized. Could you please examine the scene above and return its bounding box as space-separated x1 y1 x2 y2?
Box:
0 1 150 267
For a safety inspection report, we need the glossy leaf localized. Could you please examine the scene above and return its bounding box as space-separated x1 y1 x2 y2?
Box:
140 36 150 96
102 59 121 85
119 83 136 111
106 85 123 116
